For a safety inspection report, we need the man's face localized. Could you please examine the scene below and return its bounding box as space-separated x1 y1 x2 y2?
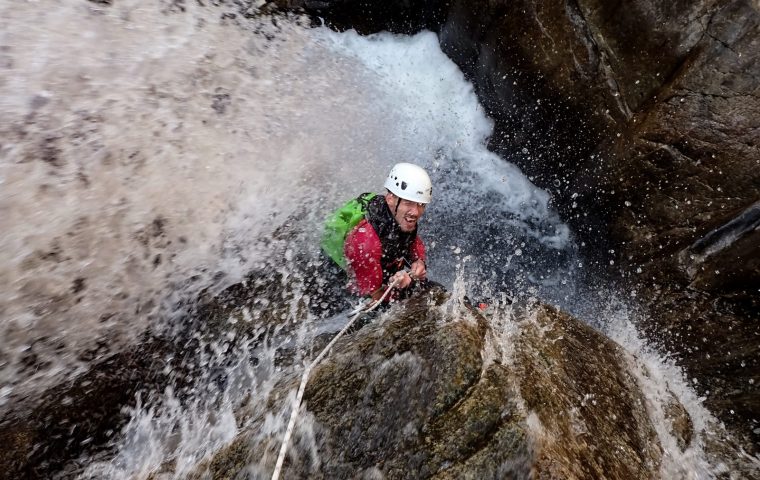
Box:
386 192 427 232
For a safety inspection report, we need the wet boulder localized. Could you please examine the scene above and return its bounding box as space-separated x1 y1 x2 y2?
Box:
199 289 671 479
513 303 663 478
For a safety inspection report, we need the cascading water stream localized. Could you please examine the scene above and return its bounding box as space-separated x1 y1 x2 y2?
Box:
1 2 756 479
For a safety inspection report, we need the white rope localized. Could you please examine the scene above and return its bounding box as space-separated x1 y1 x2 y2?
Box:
271 278 401 480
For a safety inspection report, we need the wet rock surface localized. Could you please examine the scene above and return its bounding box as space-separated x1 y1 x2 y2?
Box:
201 288 668 479
514 304 663 479
479 0 760 447
0 264 701 479
0 337 176 480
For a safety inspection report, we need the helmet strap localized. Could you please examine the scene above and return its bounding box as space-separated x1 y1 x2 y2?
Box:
395 196 401 216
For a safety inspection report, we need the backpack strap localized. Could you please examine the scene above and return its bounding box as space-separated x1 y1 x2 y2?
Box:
357 192 375 208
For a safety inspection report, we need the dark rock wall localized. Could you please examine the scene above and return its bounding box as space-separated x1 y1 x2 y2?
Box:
601 0 759 274
275 0 450 34
561 0 760 446
437 0 611 201
437 0 760 259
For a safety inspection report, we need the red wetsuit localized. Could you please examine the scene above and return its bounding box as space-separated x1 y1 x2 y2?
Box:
344 217 426 296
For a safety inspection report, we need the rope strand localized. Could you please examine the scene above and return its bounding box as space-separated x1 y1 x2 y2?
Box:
271 278 400 480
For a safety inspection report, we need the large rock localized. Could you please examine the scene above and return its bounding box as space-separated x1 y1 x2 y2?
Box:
198 289 672 479
513 303 664 479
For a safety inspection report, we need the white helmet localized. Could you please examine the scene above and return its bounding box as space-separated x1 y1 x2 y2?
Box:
383 163 433 204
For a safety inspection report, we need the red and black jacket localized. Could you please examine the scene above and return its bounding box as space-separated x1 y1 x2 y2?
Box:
344 195 425 296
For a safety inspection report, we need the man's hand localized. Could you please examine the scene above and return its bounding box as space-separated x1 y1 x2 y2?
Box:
369 271 412 301
409 259 427 281
390 270 413 289
372 261 427 300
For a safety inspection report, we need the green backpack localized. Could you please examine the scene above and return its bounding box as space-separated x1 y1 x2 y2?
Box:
321 192 377 269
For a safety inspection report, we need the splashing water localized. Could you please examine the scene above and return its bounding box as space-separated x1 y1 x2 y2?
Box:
1 2 756 479
0 0 565 404
0 1 383 402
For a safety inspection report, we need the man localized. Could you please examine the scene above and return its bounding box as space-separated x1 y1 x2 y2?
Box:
343 162 432 301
